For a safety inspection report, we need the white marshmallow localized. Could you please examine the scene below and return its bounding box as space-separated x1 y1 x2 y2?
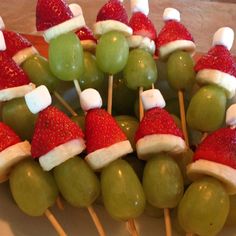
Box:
213 27 234 51
226 104 236 127
163 8 180 22
25 85 52 114
69 3 83 17
0 31 6 51
130 0 149 16
80 88 102 111
141 89 166 111
0 17 5 30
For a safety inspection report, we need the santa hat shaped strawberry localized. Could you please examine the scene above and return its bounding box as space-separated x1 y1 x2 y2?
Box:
0 122 31 181
187 104 236 194
135 89 186 160
155 8 195 59
79 88 133 170
24 85 85 171
69 3 97 52
36 0 85 42
0 49 35 102
195 27 236 98
94 0 133 37
128 0 156 54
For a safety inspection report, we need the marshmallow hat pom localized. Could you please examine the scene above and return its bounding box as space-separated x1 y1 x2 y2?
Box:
226 104 236 127
213 27 234 51
25 85 52 114
69 3 83 17
141 89 166 111
80 88 103 112
0 31 6 51
0 17 5 30
130 0 149 16
163 8 181 22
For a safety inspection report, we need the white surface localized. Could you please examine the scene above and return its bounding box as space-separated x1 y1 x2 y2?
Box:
130 0 149 16
213 27 234 50
0 31 6 51
226 104 236 126
163 8 180 22
69 3 83 17
80 89 102 112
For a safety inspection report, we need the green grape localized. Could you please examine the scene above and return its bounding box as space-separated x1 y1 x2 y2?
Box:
171 207 185 235
178 177 229 236
71 115 85 132
145 202 163 218
53 157 100 208
9 159 58 217
167 51 195 90
175 149 194 186
113 74 137 115
0 102 3 121
143 154 184 209
22 55 59 92
101 159 146 221
96 31 129 74
49 32 84 81
124 49 157 90
2 98 37 141
124 155 145 181
187 85 227 132
79 52 105 90
156 59 168 81
155 79 177 101
115 116 139 150
226 195 236 226
134 98 139 120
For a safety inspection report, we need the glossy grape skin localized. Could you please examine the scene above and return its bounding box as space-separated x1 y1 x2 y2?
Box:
178 177 229 236
49 32 84 81
79 52 105 90
2 98 37 141
143 154 184 209
22 55 60 92
167 51 195 91
187 85 227 132
124 49 157 90
9 159 58 217
71 115 85 132
96 31 129 74
101 159 146 221
226 195 236 226
53 157 100 208
115 115 139 150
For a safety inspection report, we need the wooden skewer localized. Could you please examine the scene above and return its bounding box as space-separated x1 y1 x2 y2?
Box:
107 75 113 115
87 206 106 236
56 197 64 210
53 91 78 117
139 87 144 121
126 219 139 236
200 132 208 143
45 209 67 236
73 79 82 97
164 208 172 236
178 90 190 147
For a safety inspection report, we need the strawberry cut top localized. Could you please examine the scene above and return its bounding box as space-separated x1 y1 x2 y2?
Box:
0 52 31 90
31 106 84 158
75 26 97 43
3 30 32 58
129 12 157 40
195 45 236 77
194 127 236 169
85 108 127 153
96 0 129 25
0 122 21 152
36 0 73 31
135 107 184 143
156 20 194 49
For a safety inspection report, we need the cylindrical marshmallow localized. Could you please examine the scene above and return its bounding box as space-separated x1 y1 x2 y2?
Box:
69 3 83 17
226 104 236 127
163 8 180 22
0 31 6 51
213 27 234 51
131 0 149 16
25 85 52 114
0 17 5 30
141 89 166 111
80 88 102 111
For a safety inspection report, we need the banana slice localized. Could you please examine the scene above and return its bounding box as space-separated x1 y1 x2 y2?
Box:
13 46 38 65
81 40 97 52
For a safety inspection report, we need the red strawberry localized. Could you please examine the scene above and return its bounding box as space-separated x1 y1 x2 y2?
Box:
156 20 194 48
194 127 236 169
0 122 21 152
129 12 157 40
0 52 31 90
3 30 32 58
96 0 129 25
75 26 97 43
31 106 84 158
135 107 184 143
195 45 236 77
85 108 127 153
36 0 73 31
